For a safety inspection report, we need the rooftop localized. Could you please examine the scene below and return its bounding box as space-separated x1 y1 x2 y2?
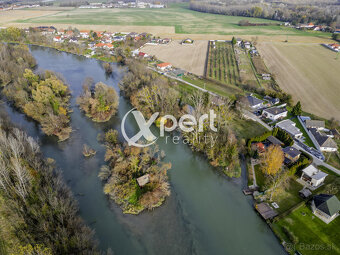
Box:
305 120 325 129
313 194 340 217
263 107 287 115
247 95 264 107
310 128 337 148
302 165 328 180
282 146 301 158
276 119 302 137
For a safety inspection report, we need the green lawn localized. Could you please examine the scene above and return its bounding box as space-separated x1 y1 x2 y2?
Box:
230 117 268 140
324 152 340 170
15 3 332 37
182 75 242 98
272 204 340 255
290 116 316 148
254 164 266 190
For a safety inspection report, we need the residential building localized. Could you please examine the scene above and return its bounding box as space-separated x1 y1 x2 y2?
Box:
305 120 325 130
311 194 340 224
282 146 301 163
276 119 303 139
157 62 172 71
310 128 338 152
262 107 287 121
246 95 264 109
300 165 328 188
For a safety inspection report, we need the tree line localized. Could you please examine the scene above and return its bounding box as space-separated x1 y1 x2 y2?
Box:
0 44 72 141
189 1 339 27
0 117 99 254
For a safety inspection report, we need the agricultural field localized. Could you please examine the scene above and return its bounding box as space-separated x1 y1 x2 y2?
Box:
234 46 259 87
206 41 240 85
0 9 59 26
3 3 333 41
258 43 340 121
142 40 208 76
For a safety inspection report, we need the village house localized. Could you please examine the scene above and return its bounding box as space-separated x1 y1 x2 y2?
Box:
246 95 264 109
243 41 251 49
157 62 172 71
311 194 340 224
252 142 266 154
262 107 287 121
309 128 338 152
80 30 90 38
300 165 328 188
53 36 63 42
276 119 303 139
282 146 301 164
305 120 325 130
138 52 149 58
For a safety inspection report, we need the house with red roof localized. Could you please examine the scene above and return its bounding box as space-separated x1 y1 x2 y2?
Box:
157 62 172 71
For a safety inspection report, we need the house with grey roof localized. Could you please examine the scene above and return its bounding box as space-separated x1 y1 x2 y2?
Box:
300 165 328 188
310 128 338 152
282 146 301 163
246 95 264 109
305 120 325 130
311 194 340 223
262 107 287 121
276 119 303 139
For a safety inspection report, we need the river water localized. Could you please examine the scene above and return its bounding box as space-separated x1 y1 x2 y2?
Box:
1 46 286 255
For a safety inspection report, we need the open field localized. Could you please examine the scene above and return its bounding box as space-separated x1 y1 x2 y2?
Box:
258 43 340 121
0 10 59 25
142 40 208 76
207 41 240 85
2 3 334 43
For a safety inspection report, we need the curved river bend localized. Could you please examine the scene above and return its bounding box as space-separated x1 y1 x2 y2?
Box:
1 46 286 255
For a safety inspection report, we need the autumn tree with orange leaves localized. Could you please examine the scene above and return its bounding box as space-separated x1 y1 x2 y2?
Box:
261 145 284 176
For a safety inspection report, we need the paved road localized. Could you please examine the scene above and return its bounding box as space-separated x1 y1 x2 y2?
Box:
148 67 218 96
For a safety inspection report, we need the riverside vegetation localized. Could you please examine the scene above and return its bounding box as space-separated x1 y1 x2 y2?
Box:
99 129 171 214
0 43 72 141
0 118 98 254
119 59 241 177
77 78 119 122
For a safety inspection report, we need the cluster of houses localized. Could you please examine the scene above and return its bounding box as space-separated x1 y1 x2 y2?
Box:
245 94 338 154
323 43 340 52
252 135 340 223
0 3 39 11
79 1 165 9
53 29 149 45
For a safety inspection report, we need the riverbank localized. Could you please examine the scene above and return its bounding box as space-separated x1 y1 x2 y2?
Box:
0 44 287 254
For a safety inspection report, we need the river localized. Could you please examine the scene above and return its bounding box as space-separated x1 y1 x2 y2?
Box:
0 46 286 255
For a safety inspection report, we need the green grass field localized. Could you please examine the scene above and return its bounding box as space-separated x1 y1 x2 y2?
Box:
15 3 331 37
272 204 340 255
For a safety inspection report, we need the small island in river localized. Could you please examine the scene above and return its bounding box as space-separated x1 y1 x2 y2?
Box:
99 129 171 214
